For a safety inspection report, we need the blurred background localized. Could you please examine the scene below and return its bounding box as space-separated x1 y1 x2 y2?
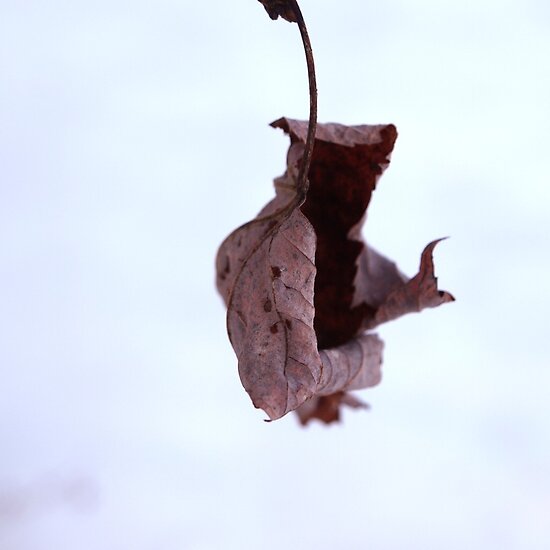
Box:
1 0 549 548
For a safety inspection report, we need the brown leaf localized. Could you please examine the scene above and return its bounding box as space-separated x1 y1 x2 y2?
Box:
216 118 453 423
217 206 322 420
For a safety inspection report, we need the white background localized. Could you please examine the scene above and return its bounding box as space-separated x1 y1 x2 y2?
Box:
1 1 549 549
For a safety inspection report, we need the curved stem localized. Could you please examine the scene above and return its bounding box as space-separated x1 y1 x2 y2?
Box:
289 0 317 203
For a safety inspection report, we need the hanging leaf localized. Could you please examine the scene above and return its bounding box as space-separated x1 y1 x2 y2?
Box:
216 118 454 423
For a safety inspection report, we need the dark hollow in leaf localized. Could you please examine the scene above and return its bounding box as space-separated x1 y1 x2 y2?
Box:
271 118 399 349
216 118 454 424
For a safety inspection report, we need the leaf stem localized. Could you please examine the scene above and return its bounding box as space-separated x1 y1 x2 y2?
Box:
289 0 317 204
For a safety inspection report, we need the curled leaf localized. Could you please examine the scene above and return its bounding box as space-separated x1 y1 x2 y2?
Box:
216 118 453 424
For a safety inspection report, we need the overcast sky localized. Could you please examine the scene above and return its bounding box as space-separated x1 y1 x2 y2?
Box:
1 1 549 549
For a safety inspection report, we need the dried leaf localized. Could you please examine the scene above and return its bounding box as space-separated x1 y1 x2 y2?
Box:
217 206 322 420
216 118 453 424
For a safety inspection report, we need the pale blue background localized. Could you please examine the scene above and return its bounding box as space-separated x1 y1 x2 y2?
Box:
1 1 549 549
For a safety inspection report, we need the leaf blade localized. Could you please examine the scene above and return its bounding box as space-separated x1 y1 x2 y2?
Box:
224 208 322 420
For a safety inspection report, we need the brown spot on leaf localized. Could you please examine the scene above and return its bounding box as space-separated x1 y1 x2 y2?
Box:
219 256 231 281
263 299 273 312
